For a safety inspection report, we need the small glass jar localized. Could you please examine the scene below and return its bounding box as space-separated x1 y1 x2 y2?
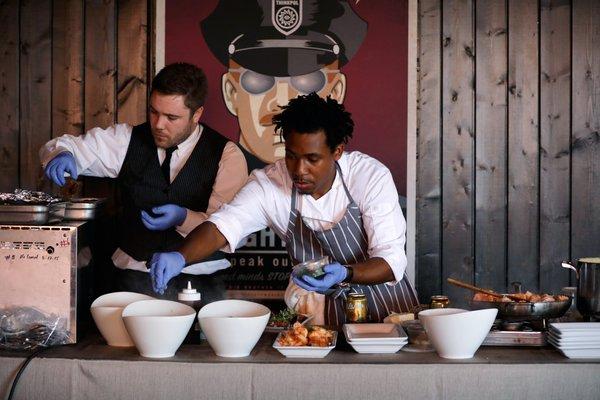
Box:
430 295 450 309
402 320 433 350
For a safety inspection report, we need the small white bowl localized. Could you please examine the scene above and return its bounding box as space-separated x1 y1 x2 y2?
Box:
122 300 195 358
418 308 497 359
197 300 270 357
90 292 154 347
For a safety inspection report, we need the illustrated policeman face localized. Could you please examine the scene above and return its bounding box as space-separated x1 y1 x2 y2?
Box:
149 91 203 149
285 129 344 199
222 60 346 164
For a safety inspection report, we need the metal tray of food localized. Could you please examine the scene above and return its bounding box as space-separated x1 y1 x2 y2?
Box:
64 198 106 220
0 202 66 225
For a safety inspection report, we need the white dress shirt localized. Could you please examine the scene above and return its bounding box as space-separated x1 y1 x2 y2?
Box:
40 123 248 274
209 151 407 282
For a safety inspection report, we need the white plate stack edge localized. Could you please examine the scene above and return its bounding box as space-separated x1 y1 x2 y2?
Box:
548 322 600 359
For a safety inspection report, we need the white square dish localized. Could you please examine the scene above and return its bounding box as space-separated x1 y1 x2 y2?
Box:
557 347 600 359
346 341 407 354
272 331 337 358
548 332 600 345
549 322 600 333
548 338 600 349
343 323 408 342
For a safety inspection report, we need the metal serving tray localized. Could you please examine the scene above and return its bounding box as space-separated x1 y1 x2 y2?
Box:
64 198 105 220
0 202 66 225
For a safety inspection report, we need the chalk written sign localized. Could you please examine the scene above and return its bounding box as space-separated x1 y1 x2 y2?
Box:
217 227 292 294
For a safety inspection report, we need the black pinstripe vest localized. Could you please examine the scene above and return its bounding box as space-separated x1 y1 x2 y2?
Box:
117 122 228 262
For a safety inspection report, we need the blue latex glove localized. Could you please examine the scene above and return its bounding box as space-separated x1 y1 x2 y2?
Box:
149 251 186 295
141 205 187 231
44 152 78 186
292 262 348 294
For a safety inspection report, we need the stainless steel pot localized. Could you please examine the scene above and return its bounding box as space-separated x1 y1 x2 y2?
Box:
562 258 600 321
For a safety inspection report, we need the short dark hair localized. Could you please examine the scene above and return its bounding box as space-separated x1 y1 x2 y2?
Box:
151 63 208 112
272 93 354 152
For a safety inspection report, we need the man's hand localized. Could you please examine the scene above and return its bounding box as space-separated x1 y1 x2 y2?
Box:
141 205 187 231
149 251 186 294
44 152 78 186
292 262 348 294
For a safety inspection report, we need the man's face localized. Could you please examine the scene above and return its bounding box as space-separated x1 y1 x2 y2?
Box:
148 91 203 148
222 61 346 164
285 130 343 199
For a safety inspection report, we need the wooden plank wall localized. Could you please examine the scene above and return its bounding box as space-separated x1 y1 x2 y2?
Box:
416 0 600 306
0 0 151 195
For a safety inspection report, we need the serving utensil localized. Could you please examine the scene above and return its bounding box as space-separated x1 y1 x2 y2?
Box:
446 278 523 301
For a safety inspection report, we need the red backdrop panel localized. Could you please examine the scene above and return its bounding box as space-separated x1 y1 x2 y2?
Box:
166 0 408 194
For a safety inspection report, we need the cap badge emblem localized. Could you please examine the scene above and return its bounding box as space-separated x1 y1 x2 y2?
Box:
272 0 303 36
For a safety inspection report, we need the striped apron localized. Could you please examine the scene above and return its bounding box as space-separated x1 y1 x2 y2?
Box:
285 163 419 325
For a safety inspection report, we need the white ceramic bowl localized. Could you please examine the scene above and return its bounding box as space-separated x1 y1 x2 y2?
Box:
197 300 270 357
90 292 155 347
122 299 195 358
418 308 497 359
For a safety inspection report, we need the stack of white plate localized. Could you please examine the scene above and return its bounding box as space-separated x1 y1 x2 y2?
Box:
548 322 600 359
343 323 408 354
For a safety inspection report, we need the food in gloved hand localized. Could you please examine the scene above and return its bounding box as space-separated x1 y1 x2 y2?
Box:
292 256 329 278
277 322 334 347
473 292 569 303
59 178 82 199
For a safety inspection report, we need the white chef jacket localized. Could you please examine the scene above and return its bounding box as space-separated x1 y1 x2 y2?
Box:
40 123 248 274
209 151 407 282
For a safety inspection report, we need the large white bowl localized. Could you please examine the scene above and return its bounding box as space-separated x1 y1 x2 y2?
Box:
418 308 497 359
122 299 195 358
197 300 270 357
90 292 154 347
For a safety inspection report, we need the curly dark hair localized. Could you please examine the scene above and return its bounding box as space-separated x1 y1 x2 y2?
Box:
272 93 354 152
151 63 208 113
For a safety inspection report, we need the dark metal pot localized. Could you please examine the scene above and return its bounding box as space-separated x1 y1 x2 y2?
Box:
562 258 600 321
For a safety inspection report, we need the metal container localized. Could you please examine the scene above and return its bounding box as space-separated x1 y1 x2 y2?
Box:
471 298 571 321
0 222 93 344
0 202 66 225
346 293 369 323
430 295 450 309
562 258 600 321
64 198 105 220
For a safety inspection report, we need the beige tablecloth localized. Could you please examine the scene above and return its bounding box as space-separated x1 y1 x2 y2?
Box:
1 334 599 400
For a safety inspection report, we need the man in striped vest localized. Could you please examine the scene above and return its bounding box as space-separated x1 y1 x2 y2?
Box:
149 93 419 325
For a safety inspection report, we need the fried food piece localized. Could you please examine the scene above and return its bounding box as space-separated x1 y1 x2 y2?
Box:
529 294 543 303
510 292 530 302
473 293 497 302
541 294 556 302
277 322 309 347
307 326 334 347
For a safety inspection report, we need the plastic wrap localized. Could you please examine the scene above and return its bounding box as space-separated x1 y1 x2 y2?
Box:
0 307 70 350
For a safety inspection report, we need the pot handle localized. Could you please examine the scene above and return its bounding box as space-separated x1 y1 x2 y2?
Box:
561 261 579 279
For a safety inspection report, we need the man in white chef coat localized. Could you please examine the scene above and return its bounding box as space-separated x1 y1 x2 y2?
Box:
40 62 248 302
149 93 418 324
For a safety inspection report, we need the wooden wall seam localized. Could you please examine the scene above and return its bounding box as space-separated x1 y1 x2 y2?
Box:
0 0 20 190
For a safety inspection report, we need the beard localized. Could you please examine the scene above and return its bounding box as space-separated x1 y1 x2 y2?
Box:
151 120 196 149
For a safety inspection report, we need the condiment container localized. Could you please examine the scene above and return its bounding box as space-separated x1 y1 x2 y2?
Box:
402 320 432 349
177 281 202 342
430 295 450 309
